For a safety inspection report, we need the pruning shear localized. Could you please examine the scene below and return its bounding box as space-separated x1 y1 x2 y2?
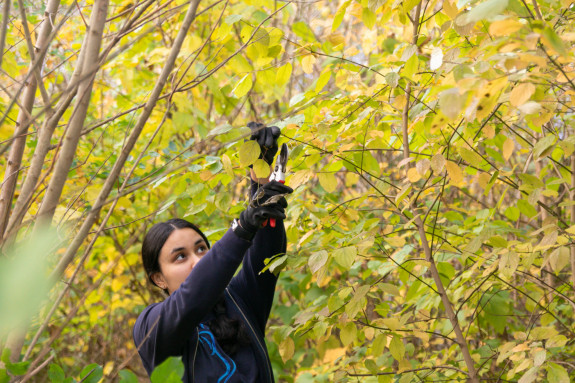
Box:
265 143 288 228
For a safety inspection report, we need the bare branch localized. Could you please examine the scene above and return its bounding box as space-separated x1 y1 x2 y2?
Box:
0 0 10 70
0 0 61 241
52 0 204 278
34 0 110 227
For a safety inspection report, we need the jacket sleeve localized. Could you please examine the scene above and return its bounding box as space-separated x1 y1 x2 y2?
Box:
229 180 287 334
133 228 252 374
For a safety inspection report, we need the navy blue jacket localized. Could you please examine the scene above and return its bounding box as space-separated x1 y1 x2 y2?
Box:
133 187 285 382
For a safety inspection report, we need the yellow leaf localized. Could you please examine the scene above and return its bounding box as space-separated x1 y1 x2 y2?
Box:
302 54 316 74
103 361 114 376
510 83 536 107
381 318 400 331
289 169 312 189
518 101 541 115
556 71 572 83
279 337 294 362
222 154 234 178
407 167 421 183
318 172 338 192
327 32 345 46
233 74 253 98
200 169 212 181
443 0 458 19
445 161 463 183
489 19 523 36
386 236 406 247
322 347 346 363
416 159 430 176
393 94 407 110
503 137 514 161
253 159 270 178
431 153 446 174
276 63 292 86
238 140 260 167
477 172 491 189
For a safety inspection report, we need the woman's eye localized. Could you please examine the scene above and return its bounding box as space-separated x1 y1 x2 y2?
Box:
196 246 207 255
175 253 186 261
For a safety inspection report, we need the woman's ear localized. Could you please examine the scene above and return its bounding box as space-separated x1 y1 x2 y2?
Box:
151 272 168 290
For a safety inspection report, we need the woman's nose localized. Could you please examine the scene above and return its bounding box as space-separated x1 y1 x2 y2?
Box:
190 254 202 268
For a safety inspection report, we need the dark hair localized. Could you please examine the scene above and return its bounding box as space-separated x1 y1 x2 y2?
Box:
141 218 249 355
142 218 210 290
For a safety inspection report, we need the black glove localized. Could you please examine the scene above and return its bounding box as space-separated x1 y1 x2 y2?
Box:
232 181 293 241
247 121 281 165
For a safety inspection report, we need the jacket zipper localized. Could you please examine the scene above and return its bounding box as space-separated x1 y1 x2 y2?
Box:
226 288 273 383
192 327 199 382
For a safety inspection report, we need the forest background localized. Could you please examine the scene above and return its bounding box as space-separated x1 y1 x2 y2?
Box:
1 0 574 381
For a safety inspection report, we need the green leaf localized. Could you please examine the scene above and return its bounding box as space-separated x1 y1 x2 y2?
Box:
362 8 376 29
238 140 261 167
318 172 338 192
118 369 139 383
365 359 378 374
518 367 539 383
542 27 567 56
518 199 538 218
533 135 556 160
519 173 544 189
79 364 103 383
253 159 270 178
385 72 399 88
403 53 419 79
332 1 351 31
459 0 508 25
0 349 9 364
340 322 357 346
547 362 569 383
504 206 520 221
308 250 328 273
333 246 357 269
292 21 316 42
346 285 369 319
315 69 331 92
0 228 57 337
232 74 253 98
0 369 8 383
458 147 484 165
151 357 184 383
7 361 29 376
276 63 292 86
403 0 420 13
389 335 405 361
405 280 422 302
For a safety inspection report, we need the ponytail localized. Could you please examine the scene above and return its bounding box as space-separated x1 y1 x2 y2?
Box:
208 296 251 355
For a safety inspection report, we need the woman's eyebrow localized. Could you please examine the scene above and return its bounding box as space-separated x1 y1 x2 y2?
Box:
170 247 186 254
194 239 205 246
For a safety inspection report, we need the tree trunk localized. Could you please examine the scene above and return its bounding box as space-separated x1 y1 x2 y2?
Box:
571 156 575 288
34 0 109 228
4 0 109 363
0 0 61 241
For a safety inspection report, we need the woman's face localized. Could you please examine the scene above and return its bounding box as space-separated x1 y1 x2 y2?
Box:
151 228 209 294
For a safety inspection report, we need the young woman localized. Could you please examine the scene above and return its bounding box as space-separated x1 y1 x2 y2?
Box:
133 124 292 382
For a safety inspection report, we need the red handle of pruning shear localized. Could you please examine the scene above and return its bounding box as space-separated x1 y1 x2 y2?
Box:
268 179 285 228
